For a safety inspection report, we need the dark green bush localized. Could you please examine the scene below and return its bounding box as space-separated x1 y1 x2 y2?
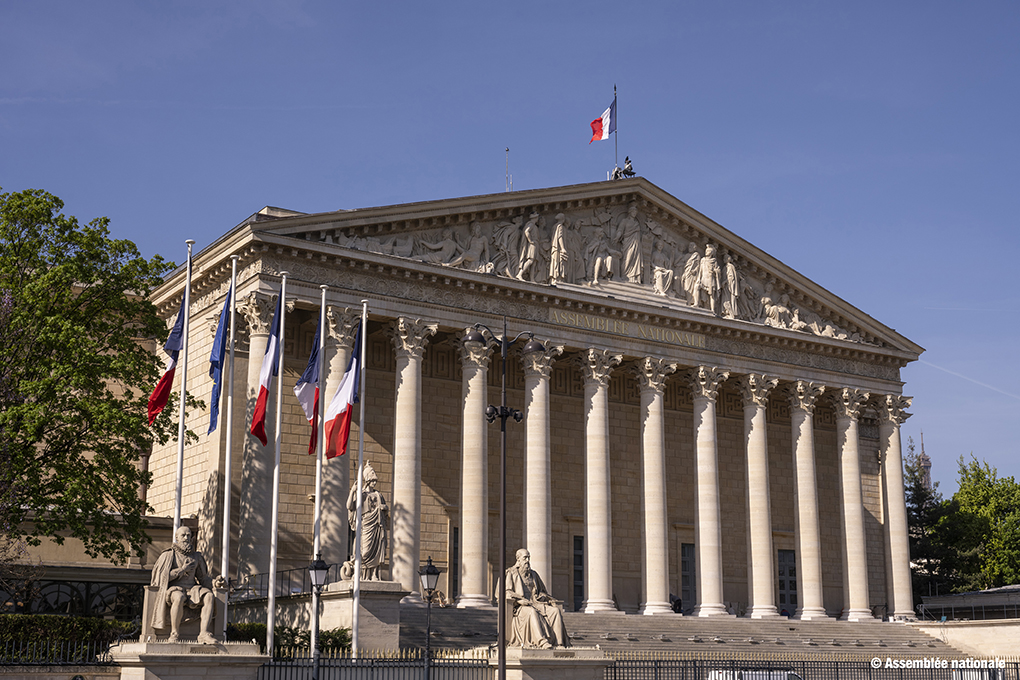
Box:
0 614 135 645
226 622 350 655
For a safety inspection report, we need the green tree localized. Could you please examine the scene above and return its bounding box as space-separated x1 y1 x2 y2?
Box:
951 455 1020 590
0 187 175 563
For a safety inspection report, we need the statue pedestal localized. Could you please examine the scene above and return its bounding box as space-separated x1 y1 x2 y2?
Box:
322 580 409 651
494 647 611 680
109 640 265 680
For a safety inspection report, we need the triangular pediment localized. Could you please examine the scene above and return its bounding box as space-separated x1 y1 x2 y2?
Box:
245 178 921 357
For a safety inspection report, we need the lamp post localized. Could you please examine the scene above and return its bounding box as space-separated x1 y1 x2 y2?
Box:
308 554 329 680
419 556 441 680
463 317 543 680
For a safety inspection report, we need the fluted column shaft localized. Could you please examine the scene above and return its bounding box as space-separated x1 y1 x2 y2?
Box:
578 349 622 613
880 395 915 620
522 343 563 587
636 358 677 615
739 374 780 619
456 333 492 608
687 366 730 617
788 381 828 620
236 292 274 583
388 318 437 596
833 388 874 621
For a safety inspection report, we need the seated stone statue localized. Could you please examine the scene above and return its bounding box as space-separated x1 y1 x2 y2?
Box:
150 526 224 643
503 548 569 649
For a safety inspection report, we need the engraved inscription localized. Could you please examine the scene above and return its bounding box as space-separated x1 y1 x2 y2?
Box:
549 309 706 348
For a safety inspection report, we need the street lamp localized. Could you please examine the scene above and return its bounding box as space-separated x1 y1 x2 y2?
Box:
419 556 441 680
464 317 543 680
308 554 329 680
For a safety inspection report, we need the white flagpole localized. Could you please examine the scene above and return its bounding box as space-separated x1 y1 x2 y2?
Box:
220 254 238 638
352 300 368 656
266 272 288 656
311 284 328 654
173 239 195 534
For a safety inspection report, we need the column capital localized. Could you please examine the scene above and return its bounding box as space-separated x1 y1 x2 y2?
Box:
455 328 492 369
237 291 275 335
575 348 622 388
388 317 438 359
633 357 678 394
877 394 913 425
685 365 729 401
522 342 564 378
831 387 871 422
326 306 361 352
737 373 779 408
786 380 825 414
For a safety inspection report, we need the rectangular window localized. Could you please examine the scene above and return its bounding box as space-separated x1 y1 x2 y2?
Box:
573 536 584 612
680 543 695 614
450 526 459 598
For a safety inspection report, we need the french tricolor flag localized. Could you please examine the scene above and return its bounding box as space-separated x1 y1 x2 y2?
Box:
293 318 321 455
589 96 616 143
324 321 362 459
147 295 187 425
250 295 282 446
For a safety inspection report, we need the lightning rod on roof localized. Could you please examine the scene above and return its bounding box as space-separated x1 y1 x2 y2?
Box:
505 147 512 192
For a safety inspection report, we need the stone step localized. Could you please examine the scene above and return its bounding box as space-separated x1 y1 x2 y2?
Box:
397 605 968 659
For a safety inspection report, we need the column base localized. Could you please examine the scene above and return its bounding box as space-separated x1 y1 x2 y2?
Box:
839 608 878 622
637 602 676 615
456 594 495 609
692 603 733 617
746 606 782 619
581 599 622 613
794 606 831 621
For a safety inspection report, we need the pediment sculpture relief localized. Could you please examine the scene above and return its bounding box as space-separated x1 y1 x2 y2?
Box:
314 203 871 345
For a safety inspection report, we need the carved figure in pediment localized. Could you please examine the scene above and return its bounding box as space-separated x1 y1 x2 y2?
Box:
492 215 523 278
447 221 490 271
549 213 572 284
613 203 644 284
417 228 461 264
739 277 764 322
763 294 793 328
723 253 740 319
651 239 674 296
681 242 701 304
566 218 586 283
693 243 721 314
586 226 617 286
517 212 550 284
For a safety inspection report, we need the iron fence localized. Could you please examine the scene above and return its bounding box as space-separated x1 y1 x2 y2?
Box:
0 638 114 666
919 604 1020 622
605 654 1020 680
259 649 492 680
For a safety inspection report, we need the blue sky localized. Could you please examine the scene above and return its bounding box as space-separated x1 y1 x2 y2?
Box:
3 1 1018 494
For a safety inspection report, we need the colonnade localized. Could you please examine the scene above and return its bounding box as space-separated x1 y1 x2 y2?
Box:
234 305 914 621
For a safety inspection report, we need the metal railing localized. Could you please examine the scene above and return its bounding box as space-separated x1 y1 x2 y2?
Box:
919 604 1020 622
231 563 343 602
0 639 114 666
605 655 1020 680
259 648 491 680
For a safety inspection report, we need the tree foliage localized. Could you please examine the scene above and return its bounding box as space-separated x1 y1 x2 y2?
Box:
0 187 175 563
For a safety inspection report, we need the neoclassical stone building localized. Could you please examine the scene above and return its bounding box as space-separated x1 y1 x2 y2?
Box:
147 178 922 621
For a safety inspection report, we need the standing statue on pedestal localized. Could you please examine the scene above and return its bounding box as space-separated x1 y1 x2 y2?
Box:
150 526 224 643
347 462 390 580
504 548 569 649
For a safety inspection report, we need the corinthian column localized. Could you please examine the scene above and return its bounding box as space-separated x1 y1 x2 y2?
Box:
686 365 730 617
787 380 829 620
832 387 875 622
236 291 275 584
577 348 622 613
522 341 563 588
634 357 677 615
879 394 915 620
455 330 493 608
737 373 780 619
321 306 360 569
388 317 438 596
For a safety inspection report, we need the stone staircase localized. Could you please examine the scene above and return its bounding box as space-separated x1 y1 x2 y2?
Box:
398 605 967 659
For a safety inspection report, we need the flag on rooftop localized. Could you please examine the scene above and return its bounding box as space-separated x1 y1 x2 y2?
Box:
589 96 616 143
